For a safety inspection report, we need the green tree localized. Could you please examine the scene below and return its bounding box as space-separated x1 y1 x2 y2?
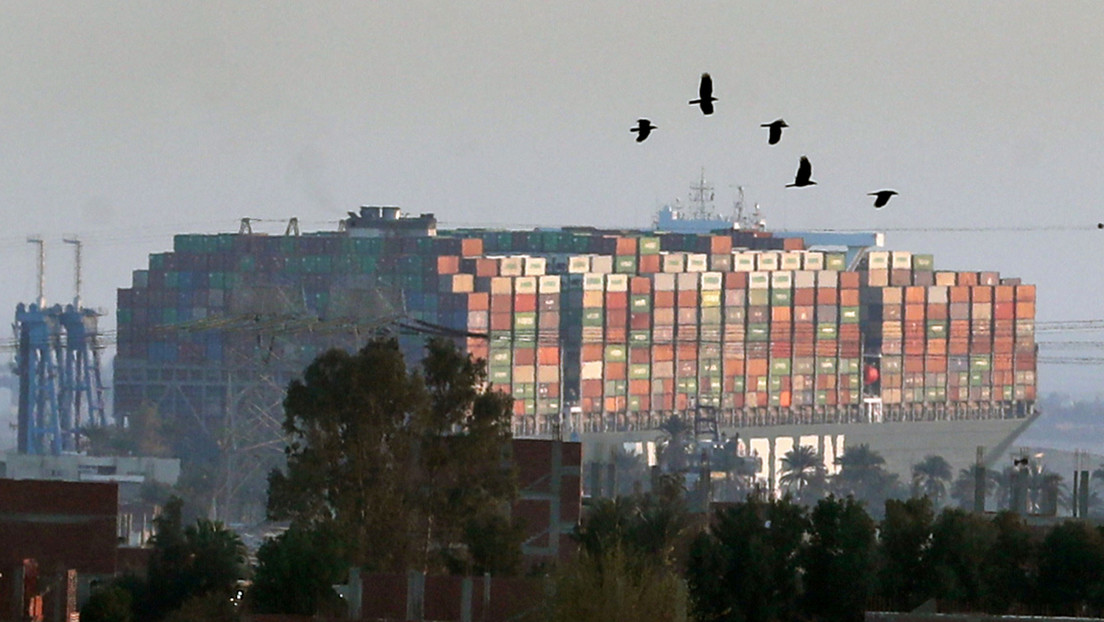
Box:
686 496 807 622
572 475 691 569
1035 520 1104 616
926 507 996 610
545 546 689 622
800 496 877 622
911 455 953 507
779 445 822 493
249 523 346 616
978 511 1034 614
266 337 520 574
141 497 247 620
80 584 135 622
878 497 935 611
780 445 827 505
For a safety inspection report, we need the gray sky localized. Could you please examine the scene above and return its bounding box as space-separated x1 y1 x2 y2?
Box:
1 2 1103 396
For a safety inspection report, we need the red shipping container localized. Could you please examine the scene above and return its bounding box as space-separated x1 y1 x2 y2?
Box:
654 290 675 307
995 285 1015 302
490 294 512 313
816 375 836 389
925 356 947 372
607 326 628 341
514 294 537 313
794 289 816 305
631 277 651 294
958 272 979 286
1015 302 1035 318
839 288 860 306
515 348 536 365
772 306 793 322
605 362 627 380
949 286 970 303
816 288 838 304
638 254 661 273
678 343 697 361
605 292 628 309
677 290 698 307
490 313 512 331
630 314 651 330
605 309 628 327
1015 285 1036 302
725 272 749 288
927 340 947 356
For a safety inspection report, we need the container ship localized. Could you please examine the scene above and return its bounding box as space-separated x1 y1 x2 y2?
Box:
114 205 1038 501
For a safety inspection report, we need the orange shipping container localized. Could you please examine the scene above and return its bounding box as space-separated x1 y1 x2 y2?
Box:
605 292 628 309
538 347 559 365
747 358 768 376
468 292 489 311
629 379 650 395
631 277 651 294
1015 301 1035 318
972 286 993 303
772 306 793 322
677 290 698 307
582 344 604 361
638 254 661 273
839 272 861 288
437 255 460 274
816 288 838 304
949 286 970 303
958 272 979 286
839 289 860 306
654 290 675 307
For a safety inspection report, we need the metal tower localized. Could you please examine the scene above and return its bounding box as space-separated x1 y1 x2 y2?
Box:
13 238 108 455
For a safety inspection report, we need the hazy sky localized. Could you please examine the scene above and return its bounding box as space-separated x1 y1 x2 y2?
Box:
1 3 1103 396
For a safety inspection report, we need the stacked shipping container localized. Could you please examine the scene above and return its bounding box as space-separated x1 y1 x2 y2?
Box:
114 224 1037 438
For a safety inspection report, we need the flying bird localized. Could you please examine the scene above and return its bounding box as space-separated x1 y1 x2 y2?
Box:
786 156 816 187
760 119 788 145
630 118 657 142
868 190 898 208
689 73 717 115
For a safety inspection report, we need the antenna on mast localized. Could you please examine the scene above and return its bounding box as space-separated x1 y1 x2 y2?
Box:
63 237 82 307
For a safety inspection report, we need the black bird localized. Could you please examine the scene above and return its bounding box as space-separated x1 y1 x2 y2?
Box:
868 190 898 208
786 156 816 187
630 118 657 142
760 119 788 145
689 73 717 115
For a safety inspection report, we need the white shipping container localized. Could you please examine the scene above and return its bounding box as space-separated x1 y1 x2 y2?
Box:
523 256 547 276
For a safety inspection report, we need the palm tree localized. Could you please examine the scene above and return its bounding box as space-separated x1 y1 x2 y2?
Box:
949 466 999 510
832 444 902 516
911 455 953 506
779 445 823 493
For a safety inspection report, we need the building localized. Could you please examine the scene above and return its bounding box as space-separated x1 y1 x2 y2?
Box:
113 207 1036 511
